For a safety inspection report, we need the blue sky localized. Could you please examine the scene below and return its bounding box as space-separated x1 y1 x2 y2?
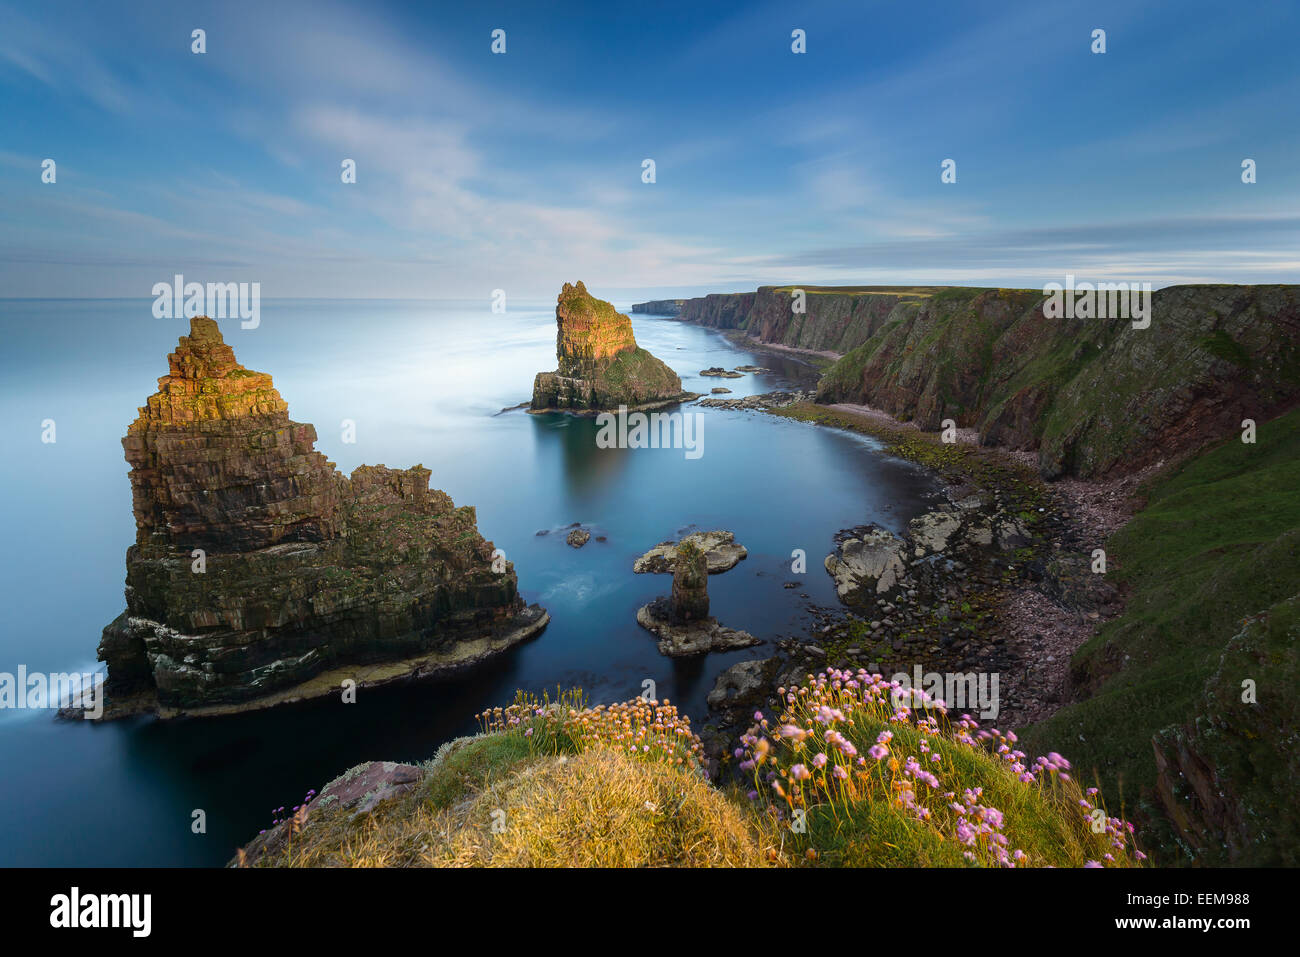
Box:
1 0 1297 299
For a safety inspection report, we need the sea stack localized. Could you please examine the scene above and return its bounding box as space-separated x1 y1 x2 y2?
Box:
636 541 758 658
669 542 710 623
530 281 694 413
94 317 547 719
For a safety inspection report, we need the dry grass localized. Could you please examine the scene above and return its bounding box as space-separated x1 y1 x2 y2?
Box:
259 743 774 868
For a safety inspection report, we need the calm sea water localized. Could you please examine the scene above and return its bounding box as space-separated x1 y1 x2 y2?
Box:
0 298 939 866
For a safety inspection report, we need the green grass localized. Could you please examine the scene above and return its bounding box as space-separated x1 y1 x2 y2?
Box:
1020 406 1300 854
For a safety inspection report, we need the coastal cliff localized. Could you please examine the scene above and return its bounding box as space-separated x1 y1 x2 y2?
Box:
532 282 694 413
639 284 1300 480
629 299 686 316
96 317 546 719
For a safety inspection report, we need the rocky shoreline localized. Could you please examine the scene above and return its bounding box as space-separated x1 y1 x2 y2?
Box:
695 393 1131 774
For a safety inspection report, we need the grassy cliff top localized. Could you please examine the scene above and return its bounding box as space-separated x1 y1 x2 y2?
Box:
245 676 1143 868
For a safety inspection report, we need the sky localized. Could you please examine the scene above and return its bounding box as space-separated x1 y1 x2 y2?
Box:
1 0 1297 300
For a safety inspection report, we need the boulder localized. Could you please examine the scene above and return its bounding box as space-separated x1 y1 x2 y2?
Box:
824 528 907 601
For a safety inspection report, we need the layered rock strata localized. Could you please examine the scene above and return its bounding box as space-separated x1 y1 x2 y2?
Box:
96 317 546 719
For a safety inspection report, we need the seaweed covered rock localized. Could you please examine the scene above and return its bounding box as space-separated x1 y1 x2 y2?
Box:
531 281 693 413
95 317 547 719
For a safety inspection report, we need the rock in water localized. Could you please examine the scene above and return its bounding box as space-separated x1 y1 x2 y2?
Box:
633 530 747 574
636 540 758 657
94 317 547 719
530 281 694 412
670 542 710 623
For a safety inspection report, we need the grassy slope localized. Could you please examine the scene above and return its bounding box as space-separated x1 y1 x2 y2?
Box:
1020 407 1300 849
253 686 1140 868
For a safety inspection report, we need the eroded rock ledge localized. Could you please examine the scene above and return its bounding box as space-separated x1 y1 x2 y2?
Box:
92 317 545 720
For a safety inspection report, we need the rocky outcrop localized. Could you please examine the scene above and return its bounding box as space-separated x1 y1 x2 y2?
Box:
232 760 422 866
825 529 908 601
95 317 546 719
531 282 694 413
633 530 747 574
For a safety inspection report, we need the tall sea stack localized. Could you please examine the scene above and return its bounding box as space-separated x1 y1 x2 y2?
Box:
95 317 547 718
530 281 694 412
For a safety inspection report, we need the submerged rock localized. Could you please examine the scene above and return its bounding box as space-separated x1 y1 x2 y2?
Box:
93 317 546 720
530 281 694 413
633 530 747 574
699 367 743 378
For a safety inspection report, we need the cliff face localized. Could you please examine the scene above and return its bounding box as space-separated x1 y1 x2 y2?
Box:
98 317 546 718
676 286 937 354
531 281 690 412
816 285 1300 479
666 283 1300 480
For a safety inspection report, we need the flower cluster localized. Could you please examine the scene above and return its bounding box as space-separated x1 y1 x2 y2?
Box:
261 788 317 835
480 689 705 772
735 667 1142 867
